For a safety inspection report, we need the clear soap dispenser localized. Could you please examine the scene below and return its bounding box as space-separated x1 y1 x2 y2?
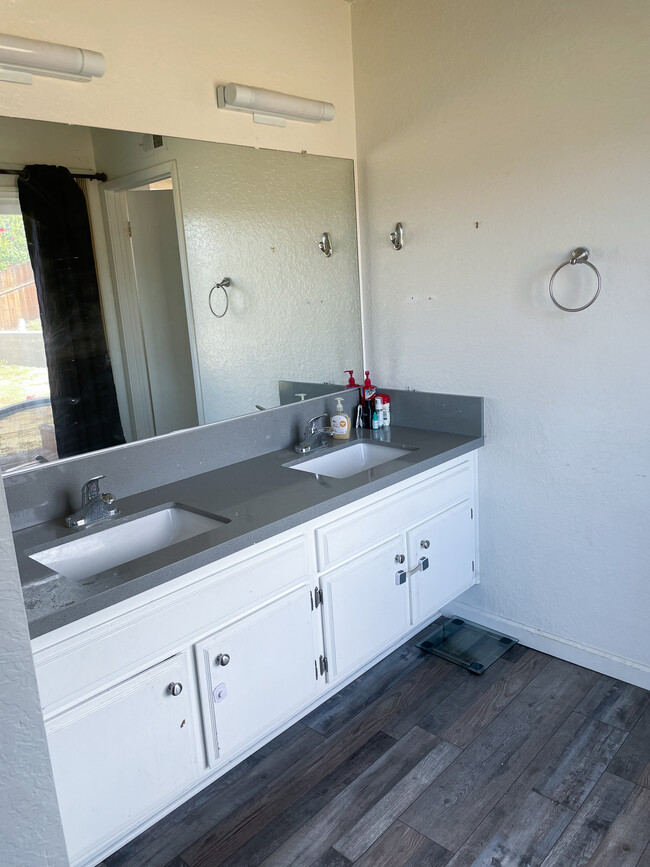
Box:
331 397 351 440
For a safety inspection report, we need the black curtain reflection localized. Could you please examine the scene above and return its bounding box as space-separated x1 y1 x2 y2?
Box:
18 164 125 458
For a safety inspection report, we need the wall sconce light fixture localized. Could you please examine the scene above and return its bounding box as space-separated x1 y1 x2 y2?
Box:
319 232 333 257
0 33 105 84
217 83 335 127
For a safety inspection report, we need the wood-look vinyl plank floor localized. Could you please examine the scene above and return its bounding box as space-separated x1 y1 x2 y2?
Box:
108 628 649 867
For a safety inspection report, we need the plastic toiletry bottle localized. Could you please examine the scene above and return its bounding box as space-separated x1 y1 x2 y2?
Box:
331 397 351 440
344 370 358 388
379 393 390 427
371 410 380 430
374 395 384 427
362 371 377 405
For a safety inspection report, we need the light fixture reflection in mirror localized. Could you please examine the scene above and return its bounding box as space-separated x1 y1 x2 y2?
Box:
0 116 363 474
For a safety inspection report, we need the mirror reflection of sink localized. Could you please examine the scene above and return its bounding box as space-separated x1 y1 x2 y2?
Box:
29 506 229 581
286 441 415 479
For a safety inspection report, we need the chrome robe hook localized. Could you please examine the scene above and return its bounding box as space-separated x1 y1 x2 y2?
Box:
390 222 403 250
319 232 332 257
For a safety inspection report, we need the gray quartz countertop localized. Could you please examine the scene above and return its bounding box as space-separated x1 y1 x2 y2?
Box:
16 426 483 639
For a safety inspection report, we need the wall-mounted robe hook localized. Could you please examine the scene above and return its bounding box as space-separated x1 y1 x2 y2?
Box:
390 222 403 250
319 232 333 257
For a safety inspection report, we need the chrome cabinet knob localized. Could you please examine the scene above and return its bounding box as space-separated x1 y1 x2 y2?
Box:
395 554 405 564
420 540 430 549
216 653 231 666
167 682 183 697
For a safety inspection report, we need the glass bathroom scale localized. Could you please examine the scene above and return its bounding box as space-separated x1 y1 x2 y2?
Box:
417 615 518 674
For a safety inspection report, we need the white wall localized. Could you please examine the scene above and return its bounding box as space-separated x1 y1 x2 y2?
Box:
0 0 356 159
0 475 68 866
0 117 95 169
351 0 650 686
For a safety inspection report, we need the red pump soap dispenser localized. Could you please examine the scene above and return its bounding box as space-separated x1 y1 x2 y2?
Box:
361 370 377 405
344 370 358 388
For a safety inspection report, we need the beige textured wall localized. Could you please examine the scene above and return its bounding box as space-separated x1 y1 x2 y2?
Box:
0 0 356 159
352 0 650 684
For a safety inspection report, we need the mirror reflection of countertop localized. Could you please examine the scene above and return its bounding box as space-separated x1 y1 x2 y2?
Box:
16 426 483 639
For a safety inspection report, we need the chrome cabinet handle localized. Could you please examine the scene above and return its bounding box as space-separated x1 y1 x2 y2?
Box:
420 539 430 549
395 554 405 564
167 682 183 697
396 558 430 585
216 653 231 667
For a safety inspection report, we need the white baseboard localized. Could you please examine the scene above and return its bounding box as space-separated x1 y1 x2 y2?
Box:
445 602 650 690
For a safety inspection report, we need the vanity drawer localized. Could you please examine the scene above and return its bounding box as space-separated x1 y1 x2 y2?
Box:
34 535 309 716
316 457 473 571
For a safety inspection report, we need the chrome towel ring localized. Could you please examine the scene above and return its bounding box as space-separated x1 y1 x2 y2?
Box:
549 247 601 312
209 277 231 318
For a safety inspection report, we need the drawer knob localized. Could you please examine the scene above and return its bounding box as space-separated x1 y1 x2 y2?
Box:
395 553 405 564
167 682 183 697
420 539 430 549
216 653 231 667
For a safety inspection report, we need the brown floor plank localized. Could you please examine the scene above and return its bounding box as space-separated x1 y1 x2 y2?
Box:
499 642 529 664
533 713 628 809
333 738 460 861
440 649 550 747
418 658 512 733
309 850 352 867
638 842 650 867
258 726 445 866
381 662 468 740
220 731 395 866
587 783 650 866
576 674 649 731
607 701 650 788
353 821 452 867
400 658 598 852
104 723 324 867
443 711 603 867
539 772 635 866
180 654 454 866
302 643 427 737
464 790 573 867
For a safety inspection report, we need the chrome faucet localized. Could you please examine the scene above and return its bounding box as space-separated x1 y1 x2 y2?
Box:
295 414 333 454
65 475 120 528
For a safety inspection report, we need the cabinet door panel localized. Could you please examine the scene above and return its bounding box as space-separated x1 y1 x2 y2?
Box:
316 458 472 570
35 536 309 717
409 501 475 624
321 535 411 681
197 585 321 766
45 652 200 865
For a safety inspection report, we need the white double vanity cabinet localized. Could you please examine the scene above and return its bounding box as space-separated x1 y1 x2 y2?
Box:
30 449 478 866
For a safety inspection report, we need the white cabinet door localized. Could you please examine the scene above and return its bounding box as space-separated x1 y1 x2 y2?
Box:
408 501 475 625
196 584 322 766
45 652 200 865
321 535 412 682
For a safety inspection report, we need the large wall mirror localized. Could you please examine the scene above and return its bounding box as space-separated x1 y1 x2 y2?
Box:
0 116 362 474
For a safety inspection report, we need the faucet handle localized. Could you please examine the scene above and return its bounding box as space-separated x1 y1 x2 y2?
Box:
81 475 105 505
305 414 328 436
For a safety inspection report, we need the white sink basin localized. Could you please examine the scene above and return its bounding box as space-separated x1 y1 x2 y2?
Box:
286 441 413 479
30 507 228 580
